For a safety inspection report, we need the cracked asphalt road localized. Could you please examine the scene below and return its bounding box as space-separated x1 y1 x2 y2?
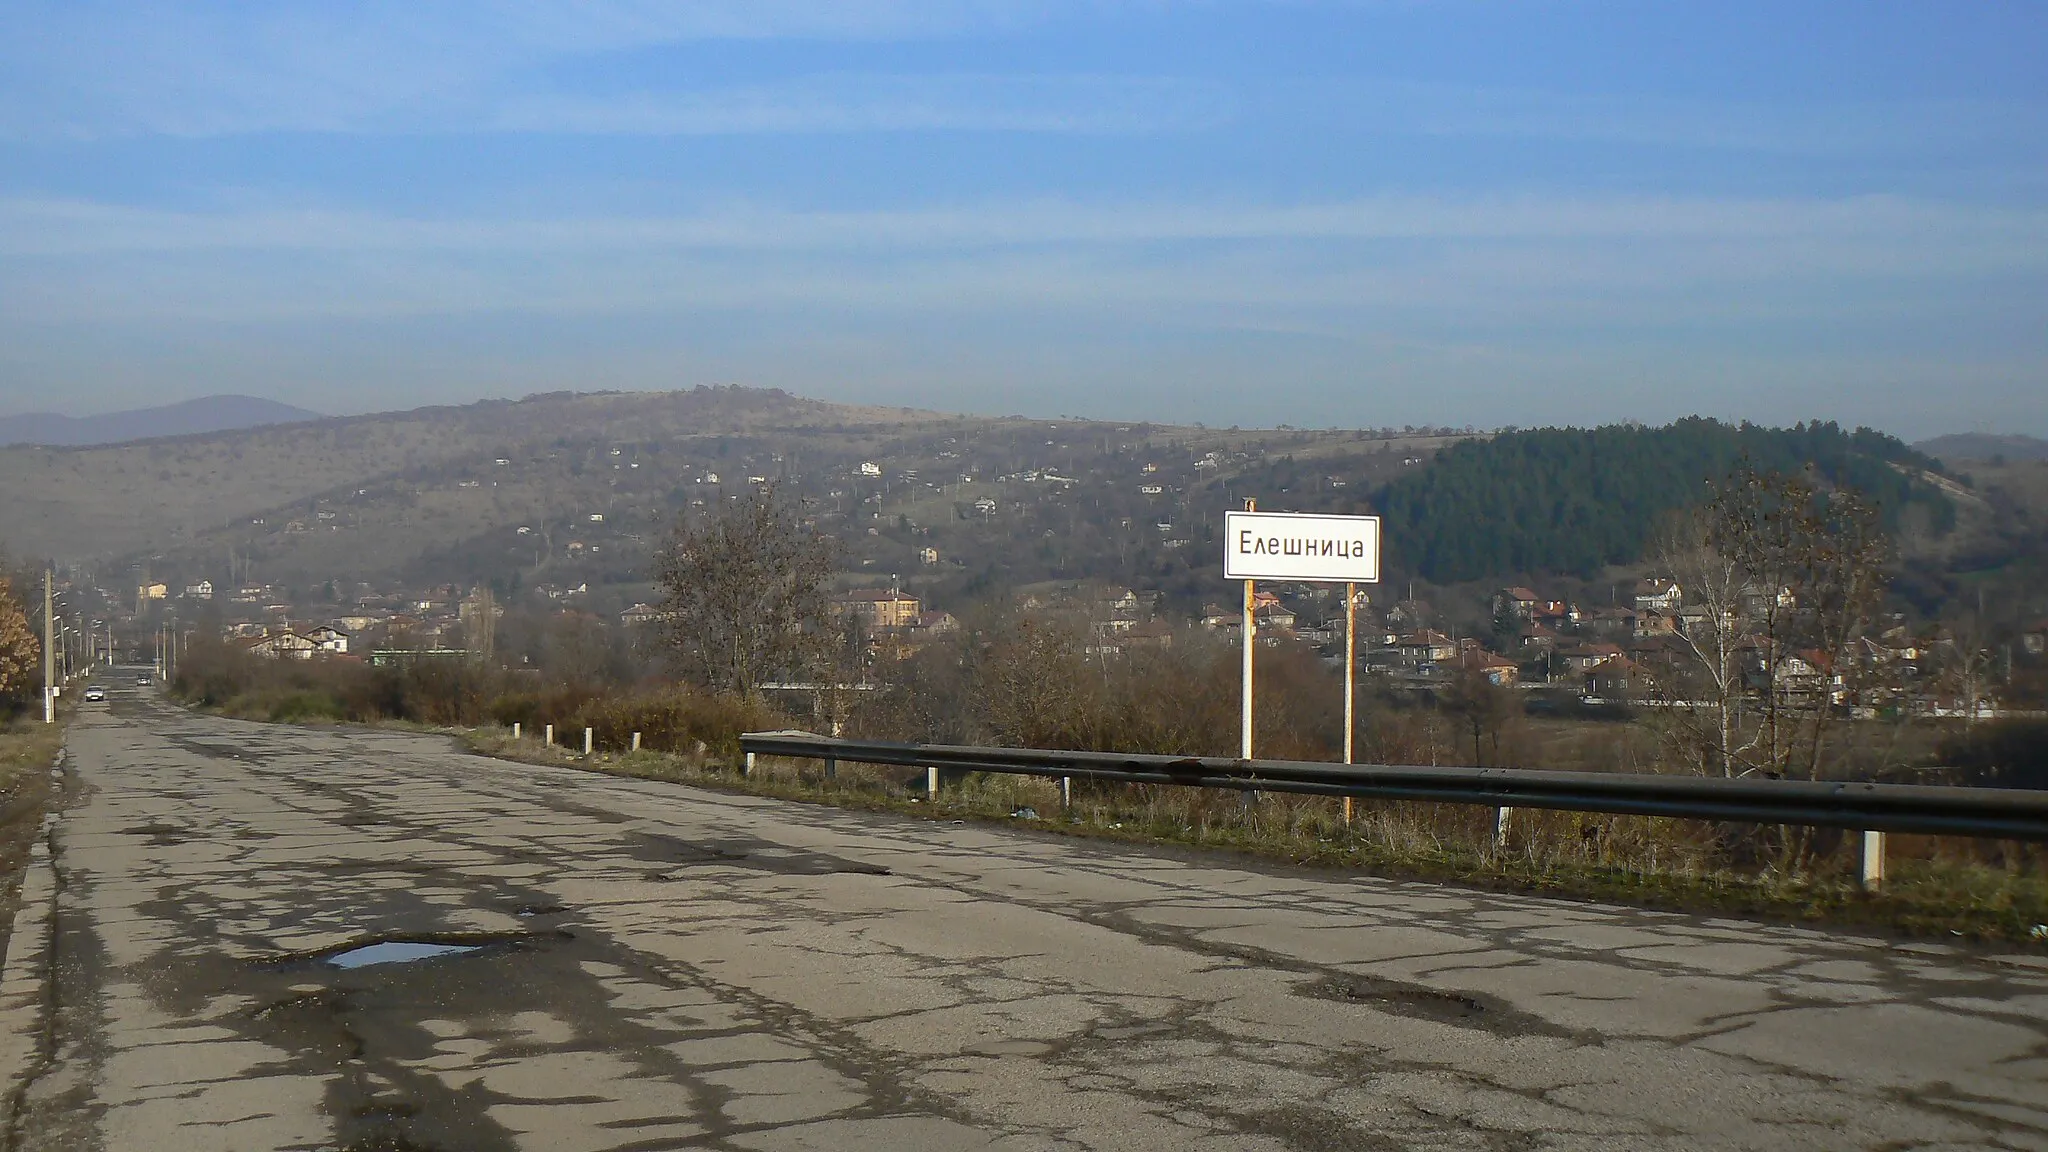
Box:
5 685 2048 1151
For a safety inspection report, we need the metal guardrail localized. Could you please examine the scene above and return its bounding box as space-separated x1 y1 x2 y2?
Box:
738 733 2048 842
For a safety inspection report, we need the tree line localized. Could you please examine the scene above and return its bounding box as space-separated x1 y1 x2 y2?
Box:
1375 418 1954 583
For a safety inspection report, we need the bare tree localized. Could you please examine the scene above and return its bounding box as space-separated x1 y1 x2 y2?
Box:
654 487 836 698
1650 508 1753 775
1650 465 1893 780
1441 667 1519 767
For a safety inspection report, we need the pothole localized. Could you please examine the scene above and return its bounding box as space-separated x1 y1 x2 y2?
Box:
264 930 568 974
1293 974 1581 1039
629 832 890 876
326 942 482 969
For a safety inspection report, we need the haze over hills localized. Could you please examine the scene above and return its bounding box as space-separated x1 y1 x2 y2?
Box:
0 394 321 447
1914 433 2048 464
6 387 2040 632
0 388 952 564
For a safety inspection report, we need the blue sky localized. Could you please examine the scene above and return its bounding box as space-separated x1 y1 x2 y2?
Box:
1 1 2044 436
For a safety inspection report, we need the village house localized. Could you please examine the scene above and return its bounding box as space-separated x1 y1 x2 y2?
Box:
1386 599 1433 630
302 625 350 655
1124 619 1176 650
1633 609 1678 638
1633 578 1683 612
1579 606 1638 638
1494 587 1541 618
1392 630 1458 667
1252 591 1297 633
242 630 318 660
833 588 921 629
620 603 668 627
1557 641 1626 672
1583 655 1642 701
1457 647 1520 686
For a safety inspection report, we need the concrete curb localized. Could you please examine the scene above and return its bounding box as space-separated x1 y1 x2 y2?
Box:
0 755 59 1112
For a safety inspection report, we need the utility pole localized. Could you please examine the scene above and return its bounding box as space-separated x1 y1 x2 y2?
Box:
43 570 55 723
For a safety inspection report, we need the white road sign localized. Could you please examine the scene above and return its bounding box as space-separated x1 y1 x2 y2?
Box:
1223 510 1381 583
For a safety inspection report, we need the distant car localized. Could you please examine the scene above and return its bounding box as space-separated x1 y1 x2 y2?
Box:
136 676 152 685
84 686 106 702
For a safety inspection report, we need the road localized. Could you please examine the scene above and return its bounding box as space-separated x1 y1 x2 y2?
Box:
3 679 2046 1151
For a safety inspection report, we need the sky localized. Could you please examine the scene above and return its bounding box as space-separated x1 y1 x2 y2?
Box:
1 1 2044 437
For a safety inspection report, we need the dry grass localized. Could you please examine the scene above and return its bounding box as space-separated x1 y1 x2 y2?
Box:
0 715 62 794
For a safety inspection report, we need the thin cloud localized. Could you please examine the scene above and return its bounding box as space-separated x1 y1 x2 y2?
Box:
4 194 2041 258
0 1 1132 139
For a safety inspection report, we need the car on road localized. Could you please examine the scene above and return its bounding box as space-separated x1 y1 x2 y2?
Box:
84 686 106 702
136 676 151 685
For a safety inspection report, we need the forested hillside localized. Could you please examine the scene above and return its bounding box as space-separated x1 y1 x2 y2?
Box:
1377 419 1954 583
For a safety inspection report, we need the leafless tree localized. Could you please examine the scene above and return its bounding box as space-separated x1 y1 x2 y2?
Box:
1441 667 1519 767
654 487 836 698
1649 465 1892 780
1649 508 1753 775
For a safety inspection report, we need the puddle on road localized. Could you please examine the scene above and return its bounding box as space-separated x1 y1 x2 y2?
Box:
262 930 570 975
325 941 483 969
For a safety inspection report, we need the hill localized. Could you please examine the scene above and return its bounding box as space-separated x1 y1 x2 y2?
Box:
1914 433 2048 464
1375 419 1956 584
0 395 321 447
92 403 1464 615
0 388 928 564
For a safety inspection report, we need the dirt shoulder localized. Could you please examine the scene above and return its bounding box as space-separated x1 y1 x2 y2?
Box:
0 718 61 966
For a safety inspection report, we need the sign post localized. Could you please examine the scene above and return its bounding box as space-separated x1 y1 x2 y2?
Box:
1240 500 1256 760
1344 580 1357 824
1222 509 1382 776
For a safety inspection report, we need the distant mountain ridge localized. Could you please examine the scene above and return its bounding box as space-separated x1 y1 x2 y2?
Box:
1914 433 2048 463
0 394 321 447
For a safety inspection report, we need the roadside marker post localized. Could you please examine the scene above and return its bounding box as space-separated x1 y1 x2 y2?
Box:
1862 830 1886 890
544 724 554 746
926 766 939 801
632 731 642 752
511 722 520 740
584 727 594 756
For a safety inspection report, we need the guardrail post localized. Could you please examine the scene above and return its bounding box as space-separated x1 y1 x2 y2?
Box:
584 727 594 755
926 766 939 802
824 755 836 781
511 722 520 740
632 731 642 752
1861 830 1886 891
544 723 554 746
744 751 755 778
1495 806 1513 852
